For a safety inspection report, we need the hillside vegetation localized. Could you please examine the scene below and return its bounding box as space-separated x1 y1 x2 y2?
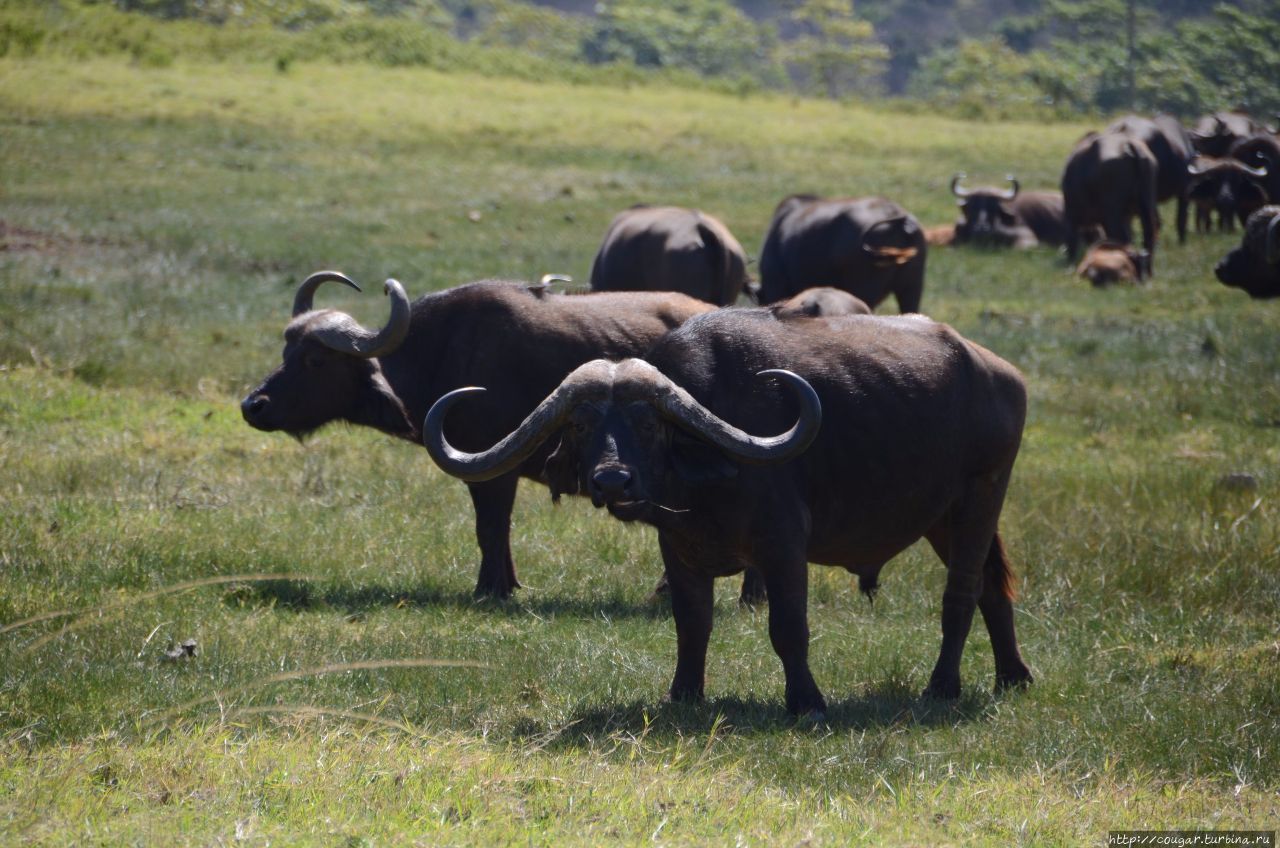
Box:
1 55 1278 844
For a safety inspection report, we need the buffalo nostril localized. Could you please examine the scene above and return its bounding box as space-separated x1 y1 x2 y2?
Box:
241 395 268 420
592 468 633 497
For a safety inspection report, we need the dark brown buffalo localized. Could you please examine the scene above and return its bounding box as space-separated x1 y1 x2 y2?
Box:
424 309 1032 716
758 195 927 313
1107 115 1196 243
1076 241 1148 287
1229 134 1280 210
589 205 753 306
1186 157 1271 233
1215 205 1280 299
1061 131 1159 271
949 174 1068 248
772 287 871 319
1191 111 1264 158
241 271 713 598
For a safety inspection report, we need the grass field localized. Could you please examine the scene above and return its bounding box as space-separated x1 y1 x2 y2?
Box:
1 56 1278 845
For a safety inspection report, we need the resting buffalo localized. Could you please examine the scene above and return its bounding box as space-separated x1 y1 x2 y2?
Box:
241 271 712 598
589 205 753 306
950 174 1068 248
424 309 1032 715
758 195 927 313
1061 131 1158 271
1186 157 1270 232
1107 115 1195 243
1191 111 1264 158
1215 205 1280 299
1076 241 1149 287
772 287 871 319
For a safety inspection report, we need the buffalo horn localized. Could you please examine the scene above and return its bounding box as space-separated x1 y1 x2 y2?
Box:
649 365 822 464
309 278 411 359
1267 214 1280 266
422 360 612 483
1001 175 1020 201
1187 158 1212 177
950 173 970 198
292 270 362 317
1240 162 1269 179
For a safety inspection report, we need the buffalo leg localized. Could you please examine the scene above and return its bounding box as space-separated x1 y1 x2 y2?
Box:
894 259 925 314
468 474 520 599
977 534 1033 690
1176 194 1189 244
661 537 713 703
761 555 826 717
922 472 1012 699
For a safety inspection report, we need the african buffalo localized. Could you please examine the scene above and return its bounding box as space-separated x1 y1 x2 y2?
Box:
949 174 1068 248
424 309 1032 715
772 287 871 319
1215 205 1280 299
1186 157 1270 233
589 205 753 306
241 271 712 599
1076 241 1149 287
1191 111 1264 158
1107 115 1195 243
758 195 927 313
1061 131 1159 271
1229 134 1280 209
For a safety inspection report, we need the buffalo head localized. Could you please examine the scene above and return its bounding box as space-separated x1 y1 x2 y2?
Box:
1076 241 1150 287
423 359 821 524
241 271 414 438
951 173 1023 246
1187 158 1270 228
1215 206 1280 299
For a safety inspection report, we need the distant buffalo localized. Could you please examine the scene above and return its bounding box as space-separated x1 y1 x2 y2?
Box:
950 174 1067 249
1107 114 1196 243
1076 241 1149 287
758 194 927 313
1215 205 1280 299
772 287 871 319
1229 134 1280 210
241 272 712 598
589 205 753 306
1191 111 1265 158
1186 157 1270 233
1062 131 1158 272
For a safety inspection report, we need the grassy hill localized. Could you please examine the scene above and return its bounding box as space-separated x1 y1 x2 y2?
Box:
1 56 1278 844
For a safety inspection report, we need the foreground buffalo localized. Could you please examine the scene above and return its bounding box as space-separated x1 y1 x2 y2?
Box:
241 271 712 598
758 195 927 313
1107 115 1195 243
1062 131 1159 270
424 309 1033 715
950 174 1068 248
589 205 753 306
1215 205 1280 299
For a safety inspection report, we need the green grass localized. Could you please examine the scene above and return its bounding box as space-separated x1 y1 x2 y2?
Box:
1 56 1278 845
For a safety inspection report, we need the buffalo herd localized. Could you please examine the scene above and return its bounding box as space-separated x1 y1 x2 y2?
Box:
242 107 1278 718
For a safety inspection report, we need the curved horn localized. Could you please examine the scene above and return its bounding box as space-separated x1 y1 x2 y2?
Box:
310 278 411 359
649 366 822 464
292 270 362 317
1267 214 1280 266
1240 161 1268 179
1001 175 1020 200
860 216 908 258
422 361 611 483
1188 158 1213 176
950 173 970 198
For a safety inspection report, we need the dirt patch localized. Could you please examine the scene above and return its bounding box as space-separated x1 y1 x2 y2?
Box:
0 220 124 255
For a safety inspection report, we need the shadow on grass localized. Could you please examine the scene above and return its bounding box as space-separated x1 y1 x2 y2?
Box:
225 578 674 622
515 687 1003 746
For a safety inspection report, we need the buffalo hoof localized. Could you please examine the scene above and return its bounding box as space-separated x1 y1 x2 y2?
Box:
472 580 516 601
794 708 828 726
922 676 961 700
665 687 705 705
995 668 1034 692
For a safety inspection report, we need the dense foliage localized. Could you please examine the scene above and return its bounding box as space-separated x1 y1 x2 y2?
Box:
3 0 1279 119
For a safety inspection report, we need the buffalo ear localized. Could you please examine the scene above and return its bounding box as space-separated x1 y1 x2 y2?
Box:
541 434 580 503
670 430 739 485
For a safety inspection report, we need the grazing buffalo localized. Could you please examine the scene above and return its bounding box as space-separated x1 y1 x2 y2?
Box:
950 174 1068 248
758 195 927 314
1229 134 1280 209
241 271 712 598
1186 157 1270 232
1076 241 1149 287
589 205 753 306
424 309 1032 715
1061 131 1159 271
1191 111 1264 158
1107 114 1196 243
1215 205 1280 299
772 287 871 319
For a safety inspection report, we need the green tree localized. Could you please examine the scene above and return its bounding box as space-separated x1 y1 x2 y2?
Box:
786 0 888 99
